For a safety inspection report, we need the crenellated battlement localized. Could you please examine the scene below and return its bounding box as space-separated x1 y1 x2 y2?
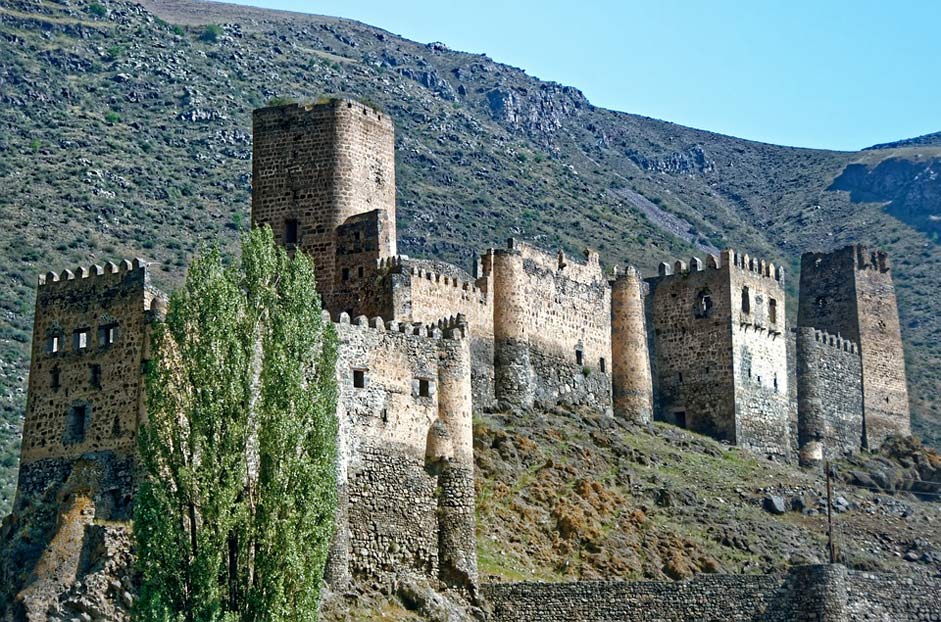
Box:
853 244 891 273
254 97 392 128
38 258 147 288
656 249 784 283
796 326 859 355
326 310 469 340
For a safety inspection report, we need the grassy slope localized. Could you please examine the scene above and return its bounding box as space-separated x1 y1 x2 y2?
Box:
0 0 939 512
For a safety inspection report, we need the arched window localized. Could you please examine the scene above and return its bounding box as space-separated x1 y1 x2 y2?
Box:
694 289 713 319
769 298 777 324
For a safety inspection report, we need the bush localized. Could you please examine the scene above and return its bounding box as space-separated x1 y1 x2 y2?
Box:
199 24 222 43
266 96 297 107
104 111 121 124
88 3 107 18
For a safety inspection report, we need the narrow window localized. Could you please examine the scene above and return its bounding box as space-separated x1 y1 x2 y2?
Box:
773 375 779 392
51 366 61 391
741 286 751 314
769 298 777 324
342 267 350 282
112 415 122 437
419 378 431 398
678 372 684 383
47 335 60 354
357 266 364 279
575 349 584 366
90 364 102 389
353 369 366 389
285 219 299 245
599 357 606 373
99 323 118 347
675 411 687 429
74 329 89 351
694 289 713 319
67 405 88 443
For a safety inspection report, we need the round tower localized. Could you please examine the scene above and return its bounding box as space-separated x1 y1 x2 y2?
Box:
796 327 825 467
433 317 478 590
611 266 654 423
491 242 534 410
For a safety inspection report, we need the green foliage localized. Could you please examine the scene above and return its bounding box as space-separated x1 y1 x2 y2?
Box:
88 3 107 18
200 24 223 43
172 25 186 36
265 96 297 107
106 45 124 60
104 111 121 124
134 227 338 622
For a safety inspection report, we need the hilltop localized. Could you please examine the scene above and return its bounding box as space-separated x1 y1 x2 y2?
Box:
0 0 940 511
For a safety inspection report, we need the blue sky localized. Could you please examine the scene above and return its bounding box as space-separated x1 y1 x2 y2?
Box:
226 0 939 151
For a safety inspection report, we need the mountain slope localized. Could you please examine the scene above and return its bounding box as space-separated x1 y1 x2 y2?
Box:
0 0 939 509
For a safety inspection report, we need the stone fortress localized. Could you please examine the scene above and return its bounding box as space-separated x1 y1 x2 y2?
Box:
7 97 935 620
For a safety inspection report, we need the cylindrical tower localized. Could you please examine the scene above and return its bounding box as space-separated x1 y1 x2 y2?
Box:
491 243 534 409
796 327 825 467
611 266 653 423
434 318 478 591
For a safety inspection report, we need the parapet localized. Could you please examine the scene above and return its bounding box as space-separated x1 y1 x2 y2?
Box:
496 238 607 282
795 326 859 355
38 258 148 290
380 256 489 301
253 97 392 129
325 310 469 341
852 244 891 273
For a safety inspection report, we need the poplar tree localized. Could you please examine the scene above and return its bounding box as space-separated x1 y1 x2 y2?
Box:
134 226 338 622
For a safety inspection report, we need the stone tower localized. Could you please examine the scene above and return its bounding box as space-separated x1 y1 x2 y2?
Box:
647 251 790 457
611 266 653 423
798 245 910 449
16 259 160 515
251 99 397 310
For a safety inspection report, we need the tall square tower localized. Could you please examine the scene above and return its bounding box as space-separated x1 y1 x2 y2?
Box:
797 244 910 448
251 99 396 310
647 250 790 457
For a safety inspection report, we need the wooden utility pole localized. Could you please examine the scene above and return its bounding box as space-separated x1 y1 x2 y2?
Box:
825 460 837 564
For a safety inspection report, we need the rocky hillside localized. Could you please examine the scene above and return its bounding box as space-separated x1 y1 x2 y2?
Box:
0 0 940 508
329 403 941 620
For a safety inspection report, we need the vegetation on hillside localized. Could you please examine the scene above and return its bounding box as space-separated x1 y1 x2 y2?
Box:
135 227 338 621
0 0 939 511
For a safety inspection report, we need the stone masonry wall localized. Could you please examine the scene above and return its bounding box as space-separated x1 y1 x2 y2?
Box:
19 260 156 473
852 248 911 447
483 565 941 622
728 251 790 457
251 100 396 308
490 239 612 410
611 266 654 424
796 328 864 465
646 251 789 456
330 313 475 587
798 245 910 450
647 255 737 442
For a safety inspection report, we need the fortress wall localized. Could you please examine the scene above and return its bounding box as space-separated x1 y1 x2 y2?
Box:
728 252 790 457
846 570 941 621
647 256 737 442
490 240 612 410
852 248 910 447
796 328 863 465
484 565 939 622
798 245 910 450
330 313 475 586
386 257 495 408
611 266 653 423
252 100 395 305
20 261 154 466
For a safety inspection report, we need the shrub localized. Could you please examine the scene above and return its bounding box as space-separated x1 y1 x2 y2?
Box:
266 96 297 107
104 111 120 124
199 24 222 43
88 3 107 18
